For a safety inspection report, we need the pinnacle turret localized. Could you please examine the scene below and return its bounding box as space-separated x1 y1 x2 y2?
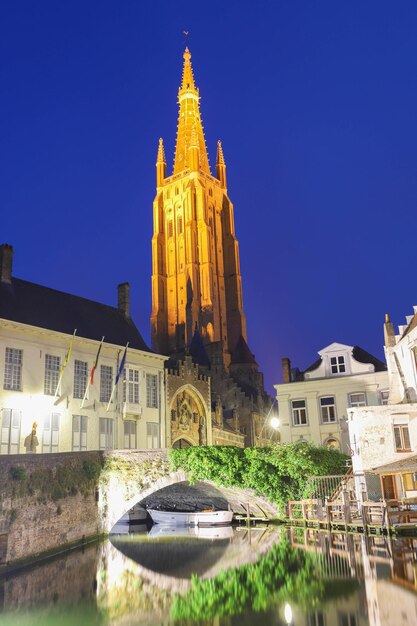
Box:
156 138 166 186
156 137 166 165
216 139 227 187
173 47 211 175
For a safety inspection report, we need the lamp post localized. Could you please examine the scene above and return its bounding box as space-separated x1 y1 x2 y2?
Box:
257 400 280 443
284 603 293 625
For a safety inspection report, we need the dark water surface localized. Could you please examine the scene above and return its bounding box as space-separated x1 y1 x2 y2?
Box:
1 522 416 626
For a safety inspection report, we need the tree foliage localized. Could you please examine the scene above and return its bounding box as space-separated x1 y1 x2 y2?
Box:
171 537 358 620
169 442 348 512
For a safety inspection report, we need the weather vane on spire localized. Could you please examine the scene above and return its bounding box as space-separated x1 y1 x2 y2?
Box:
183 30 189 46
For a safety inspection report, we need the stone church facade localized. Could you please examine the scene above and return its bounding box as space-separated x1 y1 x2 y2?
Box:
152 48 274 447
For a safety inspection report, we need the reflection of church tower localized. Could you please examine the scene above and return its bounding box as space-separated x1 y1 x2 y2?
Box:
151 47 247 368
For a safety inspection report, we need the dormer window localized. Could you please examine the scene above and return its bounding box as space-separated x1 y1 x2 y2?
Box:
330 355 345 374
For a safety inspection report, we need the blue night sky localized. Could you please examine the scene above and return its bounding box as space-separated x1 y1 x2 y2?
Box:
1 1 417 392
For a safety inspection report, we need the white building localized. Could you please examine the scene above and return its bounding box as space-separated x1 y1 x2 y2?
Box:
275 343 388 454
348 308 417 499
0 244 167 455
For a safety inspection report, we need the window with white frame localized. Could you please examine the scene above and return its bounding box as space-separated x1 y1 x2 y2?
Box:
44 354 60 396
100 365 113 403
124 368 139 404
99 417 114 450
292 400 308 426
74 360 88 399
42 413 60 453
330 355 345 374
394 424 411 452
1 408 21 454
349 392 366 407
320 396 336 423
124 420 136 449
380 390 389 405
146 374 158 408
4 348 23 391
146 422 159 448
72 415 87 451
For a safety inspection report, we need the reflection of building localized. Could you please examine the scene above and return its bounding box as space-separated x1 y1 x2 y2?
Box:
349 309 417 499
275 343 388 453
0 244 167 454
151 48 271 446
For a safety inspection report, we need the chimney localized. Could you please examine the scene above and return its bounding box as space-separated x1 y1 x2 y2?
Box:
384 313 396 348
118 282 130 318
0 244 13 283
282 357 291 384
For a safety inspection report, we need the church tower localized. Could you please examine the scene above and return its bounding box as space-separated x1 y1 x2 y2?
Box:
151 47 247 367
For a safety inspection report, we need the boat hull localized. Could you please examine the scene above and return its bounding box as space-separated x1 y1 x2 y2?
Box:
148 509 233 526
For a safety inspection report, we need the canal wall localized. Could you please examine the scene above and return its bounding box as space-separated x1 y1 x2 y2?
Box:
0 449 279 568
0 451 101 567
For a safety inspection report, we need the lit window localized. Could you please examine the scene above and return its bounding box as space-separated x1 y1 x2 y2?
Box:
349 392 366 407
100 365 113 403
394 424 411 452
74 360 88 399
320 396 336 423
42 413 60 453
0 409 21 454
124 420 136 449
4 348 23 391
330 355 345 374
168 221 173 238
325 437 340 450
292 400 307 426
72 415 87 451
44 354 60 396
146 374 158 408
178 216 183 234
146 422 159 449
380 390 389 405
124 368 139 404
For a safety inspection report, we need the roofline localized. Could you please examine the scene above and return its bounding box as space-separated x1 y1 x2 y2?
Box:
274 370 388 390
0 317 168 362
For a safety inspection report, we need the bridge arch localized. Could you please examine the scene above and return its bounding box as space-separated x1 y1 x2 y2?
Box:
98 451 279 533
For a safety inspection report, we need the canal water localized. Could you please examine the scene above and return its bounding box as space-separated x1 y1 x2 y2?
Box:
0 521 416 626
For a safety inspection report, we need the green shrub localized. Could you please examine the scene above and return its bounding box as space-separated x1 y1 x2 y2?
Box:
169 442 348 513
9 466 26 481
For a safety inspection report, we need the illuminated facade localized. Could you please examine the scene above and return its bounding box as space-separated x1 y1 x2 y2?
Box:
151 48 272 446
0 244 167 454
151 47 246 367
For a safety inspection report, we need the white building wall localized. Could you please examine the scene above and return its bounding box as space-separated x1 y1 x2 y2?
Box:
0 319 167 455
275 343 388 454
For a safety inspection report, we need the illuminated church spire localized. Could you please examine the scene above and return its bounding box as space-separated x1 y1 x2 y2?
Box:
151 47 247 364
173 47 211 175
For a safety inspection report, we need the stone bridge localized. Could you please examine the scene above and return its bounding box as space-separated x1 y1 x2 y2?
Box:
0 449 279 567
99 449 279 532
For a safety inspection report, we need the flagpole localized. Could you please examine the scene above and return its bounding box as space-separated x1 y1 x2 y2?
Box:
81 336 104 409
54 329 77 398
106 342 129 412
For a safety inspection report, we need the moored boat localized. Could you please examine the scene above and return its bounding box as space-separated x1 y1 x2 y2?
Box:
148 508 233 526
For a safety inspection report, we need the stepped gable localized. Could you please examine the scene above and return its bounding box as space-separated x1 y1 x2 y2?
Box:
230 335 258 366
0 277 152 352
189 324 211 367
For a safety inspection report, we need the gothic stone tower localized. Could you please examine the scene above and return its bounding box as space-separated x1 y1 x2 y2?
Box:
151 47 247 368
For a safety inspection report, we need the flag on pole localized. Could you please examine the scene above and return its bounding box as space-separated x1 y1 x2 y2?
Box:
116 344 128 384
54 329 77 398
81 336 105 408
106 343 129 411
90 338 104 385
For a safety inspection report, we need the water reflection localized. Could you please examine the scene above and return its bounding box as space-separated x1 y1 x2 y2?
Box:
0 525 416 626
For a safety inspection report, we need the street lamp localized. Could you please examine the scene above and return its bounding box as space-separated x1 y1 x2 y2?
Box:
257 401 280 442
284 603 293 625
